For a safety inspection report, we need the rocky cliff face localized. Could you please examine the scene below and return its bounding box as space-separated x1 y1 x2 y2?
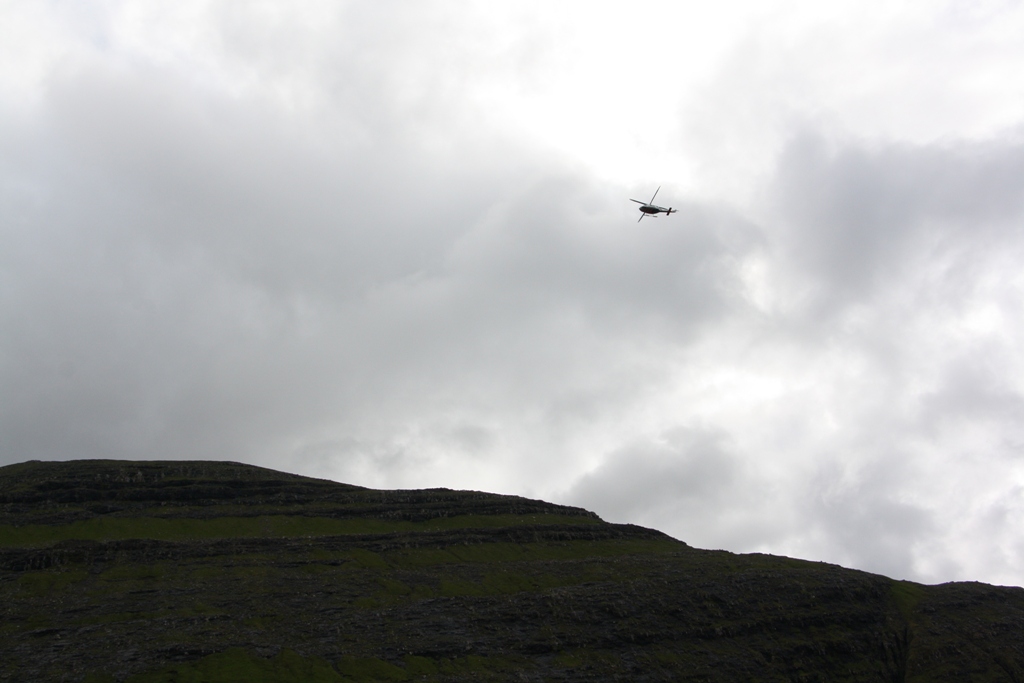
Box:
1 459 1022 682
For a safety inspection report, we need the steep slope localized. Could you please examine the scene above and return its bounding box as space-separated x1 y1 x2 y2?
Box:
0 459 1021 682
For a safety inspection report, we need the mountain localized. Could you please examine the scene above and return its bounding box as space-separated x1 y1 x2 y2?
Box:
1 459 1022 682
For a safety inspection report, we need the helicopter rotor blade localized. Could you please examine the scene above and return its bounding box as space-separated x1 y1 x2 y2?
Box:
649 186 660 204
629 198 645 204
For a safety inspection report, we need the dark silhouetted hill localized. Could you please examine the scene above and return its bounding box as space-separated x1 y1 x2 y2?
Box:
1 459 1021 682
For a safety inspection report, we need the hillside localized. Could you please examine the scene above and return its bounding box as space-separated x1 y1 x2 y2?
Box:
1 459 1022 682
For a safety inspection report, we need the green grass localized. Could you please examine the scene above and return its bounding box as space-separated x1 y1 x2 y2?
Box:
0 513 599 547
100 563 168 581
336 656 410 681
438 567 603 597
434 654 530 677
121 650 533 683
891 580 926 620
17 569 88 596
386 538 682 567
125 648 344 683
401 656 438 676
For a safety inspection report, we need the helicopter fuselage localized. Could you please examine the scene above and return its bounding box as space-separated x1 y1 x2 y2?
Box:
630 187 676 221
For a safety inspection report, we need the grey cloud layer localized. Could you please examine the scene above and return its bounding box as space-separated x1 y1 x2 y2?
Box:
561 132 1024 583
1 55 754 468
773 134 1024 312
3 5 1024 586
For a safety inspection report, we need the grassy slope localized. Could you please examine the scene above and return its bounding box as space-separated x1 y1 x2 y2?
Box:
1 460 1023 683
0 513 601 546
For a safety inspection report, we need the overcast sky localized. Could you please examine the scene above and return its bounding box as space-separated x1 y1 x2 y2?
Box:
3 0 1024 587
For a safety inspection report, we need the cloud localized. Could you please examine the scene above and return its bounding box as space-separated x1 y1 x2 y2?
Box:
803 455 935 581
561 427 773 550
0 38 760 485
3 2 1024 587
768 131 1024 316
736 129 1024 582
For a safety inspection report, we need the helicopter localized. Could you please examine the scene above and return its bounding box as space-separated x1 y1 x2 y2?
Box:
630 186 677 222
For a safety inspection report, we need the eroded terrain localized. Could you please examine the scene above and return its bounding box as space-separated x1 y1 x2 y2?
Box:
1 460 1022 682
